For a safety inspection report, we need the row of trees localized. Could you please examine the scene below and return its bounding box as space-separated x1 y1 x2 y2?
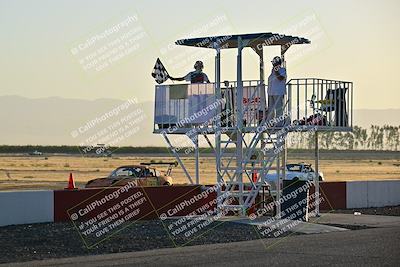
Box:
289 125 400 151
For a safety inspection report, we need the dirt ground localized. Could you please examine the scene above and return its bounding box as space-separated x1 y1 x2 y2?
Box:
0 151 399 191
0 220 284 264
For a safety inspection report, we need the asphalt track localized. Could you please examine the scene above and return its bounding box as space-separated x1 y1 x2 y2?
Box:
4 225 399 266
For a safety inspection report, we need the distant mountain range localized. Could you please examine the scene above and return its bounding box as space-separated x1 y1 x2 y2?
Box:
0 95 398 146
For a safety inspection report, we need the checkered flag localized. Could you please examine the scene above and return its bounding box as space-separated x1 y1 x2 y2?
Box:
151 58 169 84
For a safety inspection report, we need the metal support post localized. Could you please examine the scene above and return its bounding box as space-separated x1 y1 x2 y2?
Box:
215 44 222 212
162 132 194 184
236 37 244 213
315 131 320 216
276 151 281 218
194 133 199 185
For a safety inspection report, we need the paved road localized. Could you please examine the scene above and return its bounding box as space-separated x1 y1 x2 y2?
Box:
310 213 400 228
4 225 399 267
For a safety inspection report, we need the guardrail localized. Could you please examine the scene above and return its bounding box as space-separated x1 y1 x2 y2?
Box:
154 80 265 131
287 78 353 129
153 78 353 132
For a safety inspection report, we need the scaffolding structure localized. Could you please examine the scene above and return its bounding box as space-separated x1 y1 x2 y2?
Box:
153 33 353 216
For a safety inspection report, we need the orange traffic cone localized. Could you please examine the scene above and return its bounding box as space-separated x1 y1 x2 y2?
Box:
65 173 77 190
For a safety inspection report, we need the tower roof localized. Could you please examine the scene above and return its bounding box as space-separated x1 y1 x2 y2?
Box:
175 32 310 49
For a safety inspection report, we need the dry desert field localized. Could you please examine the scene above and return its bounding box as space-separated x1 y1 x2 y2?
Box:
0 151 399 191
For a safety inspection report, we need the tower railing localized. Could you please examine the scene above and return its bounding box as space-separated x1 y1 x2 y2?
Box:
286 78 353 131
153 80 266 133
154 78 353 134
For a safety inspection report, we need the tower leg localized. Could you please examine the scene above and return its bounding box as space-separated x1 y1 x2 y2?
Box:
162 133 194 184
194 133 199 185
314 132 320 216
276 152 281 218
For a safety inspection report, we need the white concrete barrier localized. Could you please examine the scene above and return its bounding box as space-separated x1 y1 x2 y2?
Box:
347 180 400 208
0 180 399 227
346 181 368 208
0 190 54 227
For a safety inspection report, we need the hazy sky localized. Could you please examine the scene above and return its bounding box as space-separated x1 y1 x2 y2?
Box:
1 0 399 109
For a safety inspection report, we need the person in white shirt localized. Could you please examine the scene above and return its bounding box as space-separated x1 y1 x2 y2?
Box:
168 61 210 83
267 56 287 125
